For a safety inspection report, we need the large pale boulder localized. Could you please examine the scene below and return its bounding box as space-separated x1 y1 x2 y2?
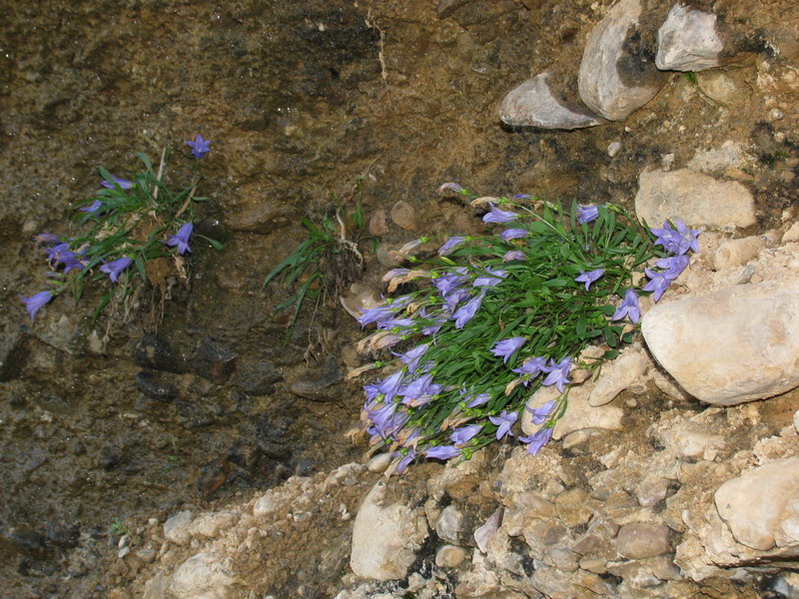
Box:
350 481 428 580
168 552 235 599
656 5 725 71
578 0 667 121
499 73 605 130
634 168 756 229
642 279 799 405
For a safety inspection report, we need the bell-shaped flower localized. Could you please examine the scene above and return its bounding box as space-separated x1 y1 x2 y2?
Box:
19 290 53 321
166 222 193 255
491 337 526 364
575 268 605 291
611 288 641 323
483 203 518 223
488 410 517 439
99 256 133 283
187 133 212 159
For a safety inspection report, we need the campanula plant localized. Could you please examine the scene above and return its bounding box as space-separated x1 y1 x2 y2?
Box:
354 185 699 473
19 134 222 323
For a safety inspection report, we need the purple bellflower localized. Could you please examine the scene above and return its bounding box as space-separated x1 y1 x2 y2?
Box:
520 427 553 456
528 399 558 425
655 255 690 279
542 358 571 393
453 292 485 329
395 448 417 474
643 268 671 302
80 200 104 213
489 410 517 439
438 236 467 256
483 204 518 224
425 445 461 461
450 424 482 446
500 228 529 241
513 193 532 199
577 205 599 224
491 337 526 363
503 250 526 262
397 343 430 373
101 175 133 190
166 222 193 255
612 288 641 323
434 271 468 297
463 391 491 408
512 356 548 385
575 268 605 291
187 134 211 159
651 219 700 255
377 369 405 403
19 290 53 321
473 268 508 287
99 256 133 283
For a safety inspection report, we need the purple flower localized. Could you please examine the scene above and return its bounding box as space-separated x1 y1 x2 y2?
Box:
400 374 441 404
363 383 381 401
491 336 526 364
421 309 449 336
101 175 133 190
503 250 526 262
542 358 571 393
397 343 430 373
520 427 553 456
453 292 485 329
463 391 491 408
166 222 193 255
483 203 518 224
395 448 417 474
377 370 405 403
611 288 641 323
577 205 600 224
425 445 461 461
46 243 85 273
575 268 605 291
99 256 133 283
500 228 529 241
655 255 690 279
650 219 700 255
643 268 671 302
512 356 548 385
80 200 104 213
438 236 467 256
434 271 468 297
474 268 508 287
19 290 53 321
528 400 557 425
437 182 464 194
513 193 532 200
358 303 395 327
489 410 517 439
187 133 212 159
382 268 410 281
450 424 482 446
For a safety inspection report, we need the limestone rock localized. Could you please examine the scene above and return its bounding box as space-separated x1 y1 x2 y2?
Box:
499 73 605 130
168 552 235 599
164 510 194 546
642 279 799 405
656 5 724 71
715 457 799 551
588 343 650 406
436 504 472 546
552 384 624 439
634 168 756 229
436 545 468 568
350 481 428 580
578 0 667 121
616 522 672 559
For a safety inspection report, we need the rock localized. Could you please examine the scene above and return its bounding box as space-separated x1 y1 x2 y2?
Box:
696 70 743 106
288 356 342 401
368 210 389 237
0 325 28 382
634 168 756 229
237 361 282 396
168 552 235 599
687 140 750 176
350 481 428 581
253 492 278 517
636 475 671 508
713 236 766 271
143 572 170 599
577 0 667 121
616 522 672 559
588 343 649 406
642 279 799 405
656 5 725 71
436 504 472 546
390 200 418 231
340 283 383 321
473 508 502 554
135 371 178 401
715 457 799 551
192 512 235 539
366 453 393 474
133 334 186 373
436 544 468 568
164 510 194 546
499 73 605 130
554 488 594 528
552 384 624 439
223 182 293 233
194 339 237 384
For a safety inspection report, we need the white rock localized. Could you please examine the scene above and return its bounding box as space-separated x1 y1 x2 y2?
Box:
435 545 468 568
687 140 750 176
350 481 428 581
713 236 766 271
253 492 277 517
436 504 471 545
642 279 799 405
578 0 667 120
474 508 503 554
634 168 756 229
163 510 194 546
366 453 393 473
715 457 799 551
192 512 235 539
499 73 605 130
552 384 624 439
168 552 235 599
656 5 724 71
588 343 650 406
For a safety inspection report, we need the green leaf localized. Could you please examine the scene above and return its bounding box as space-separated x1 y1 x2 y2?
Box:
198 234 223 250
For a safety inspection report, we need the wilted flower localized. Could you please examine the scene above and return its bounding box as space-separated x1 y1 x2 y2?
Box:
611 288 641 323
438 236 467 256
100 175 133 190
34 233 61 246
489 410 517 439
500 228 529 241
503 250 526 262
166 222 193 254
577 205 599 224
575 268 605 291
491 337 526 364
19 290 53 321
437 182 465 194
520 427 553 455
542 358 571 393
453 292 484 329
483 203 518 224
187 133 212 159
99 256 133 283
424 445 461 460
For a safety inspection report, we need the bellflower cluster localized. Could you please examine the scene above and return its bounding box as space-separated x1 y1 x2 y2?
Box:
20 135 220 323
355 189 692 473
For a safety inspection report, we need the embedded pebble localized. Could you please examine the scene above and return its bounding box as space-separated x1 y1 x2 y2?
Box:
616 522 672 559
435 545 468 568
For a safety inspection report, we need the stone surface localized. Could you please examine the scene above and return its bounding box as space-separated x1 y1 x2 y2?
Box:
350 481 428 581
390 200 418 231
578 0 667 120
656 5 724 71
715 457 799 551
436 504 472 545
435 544 468 568
499 73 605 130
642 279 799 405
713 236 766 270
194 339 237 384
588 343 649 406
168 552 235 599
634 168 756 229
164 510 194 546
616 522 672 559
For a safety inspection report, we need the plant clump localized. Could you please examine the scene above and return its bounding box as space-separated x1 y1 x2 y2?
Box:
353 184 699 473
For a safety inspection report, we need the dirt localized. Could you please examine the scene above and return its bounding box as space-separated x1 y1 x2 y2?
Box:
1 0 799 597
